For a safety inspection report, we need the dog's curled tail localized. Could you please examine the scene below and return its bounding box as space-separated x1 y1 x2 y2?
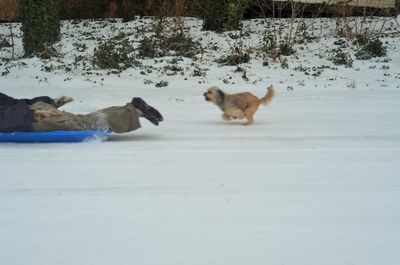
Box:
260 85 275 105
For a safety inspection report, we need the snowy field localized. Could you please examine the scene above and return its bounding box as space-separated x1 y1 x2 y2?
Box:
1 16 400 265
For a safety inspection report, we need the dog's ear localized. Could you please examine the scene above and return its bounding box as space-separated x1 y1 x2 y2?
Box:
217 89 225 104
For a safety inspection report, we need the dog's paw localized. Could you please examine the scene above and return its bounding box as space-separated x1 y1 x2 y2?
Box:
242 120 254 126
222 114 232 121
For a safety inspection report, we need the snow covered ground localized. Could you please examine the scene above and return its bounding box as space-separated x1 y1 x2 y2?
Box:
1 16 400 265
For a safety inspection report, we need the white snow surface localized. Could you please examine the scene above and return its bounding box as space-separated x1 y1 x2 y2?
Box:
1 17 400 265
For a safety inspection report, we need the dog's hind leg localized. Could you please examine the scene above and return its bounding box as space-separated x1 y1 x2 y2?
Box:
243 117 254 126
242 106 258 126
230 109 245 120
222 113 232 121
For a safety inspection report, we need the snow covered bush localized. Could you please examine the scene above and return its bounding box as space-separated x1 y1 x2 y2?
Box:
259 20 297 61
260 27 278 55
216 47 250 65
216 29 251 66
295 21 317 44
279 40 296 56
92 35 137 71
330 49 353 68
354 36 387 60
137 18 202 59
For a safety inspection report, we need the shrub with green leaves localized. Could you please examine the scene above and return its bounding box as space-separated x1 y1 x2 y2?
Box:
139 32 201 59
202 0 246 32
296 22 317 44
260 26 296 59
19 0 60 57
92 37 137 71
260 28 278 55
226 0 247 31
163 32 202 58
138 36 160 58
202 0 228 32
216 47 250 66
137 19 202 59
330 49 353 68
355 37 387 60
279 40 296 56
354 33 369 47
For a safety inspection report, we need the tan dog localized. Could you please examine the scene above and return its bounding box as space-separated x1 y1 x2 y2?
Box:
203 85 274 126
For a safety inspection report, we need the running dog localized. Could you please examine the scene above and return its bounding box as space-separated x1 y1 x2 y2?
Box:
203 86 274 126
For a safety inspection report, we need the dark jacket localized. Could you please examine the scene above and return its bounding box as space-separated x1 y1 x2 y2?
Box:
0 103 35 132
0 92 55 107
0 93 43 132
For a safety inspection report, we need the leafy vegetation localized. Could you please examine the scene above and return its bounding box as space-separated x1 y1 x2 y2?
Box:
92 36 138 71
202 0 246 32
19 0 60 58
354 36 387 60
330 49 353 68
137 18 202 59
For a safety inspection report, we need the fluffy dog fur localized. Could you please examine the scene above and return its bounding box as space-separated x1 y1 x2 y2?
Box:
203 85 274 126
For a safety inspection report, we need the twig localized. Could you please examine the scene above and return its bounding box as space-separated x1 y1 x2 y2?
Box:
9 21 15 59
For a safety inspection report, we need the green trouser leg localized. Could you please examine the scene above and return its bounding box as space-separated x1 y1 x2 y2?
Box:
31 102 141 133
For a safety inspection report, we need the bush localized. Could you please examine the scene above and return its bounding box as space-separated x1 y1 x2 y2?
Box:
163 32 202 58
19 0 60 57
355 37 387 60
296 22 317 44
92 36 137 71
354 33 369 47
138 36 160 58
330 49 353 68
279 41 296 56
225 0 247 31
260 27 295 59
202 0 246 32
202 0 229 32
260 28 278 55
137 18 202 59
216 47 250 66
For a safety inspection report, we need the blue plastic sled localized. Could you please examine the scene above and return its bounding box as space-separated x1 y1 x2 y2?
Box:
0 130 112 143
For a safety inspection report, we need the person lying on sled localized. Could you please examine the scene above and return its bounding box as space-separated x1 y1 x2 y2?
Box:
0 92 163 133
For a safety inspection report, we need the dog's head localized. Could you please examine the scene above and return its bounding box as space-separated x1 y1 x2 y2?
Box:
203 86 225 105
